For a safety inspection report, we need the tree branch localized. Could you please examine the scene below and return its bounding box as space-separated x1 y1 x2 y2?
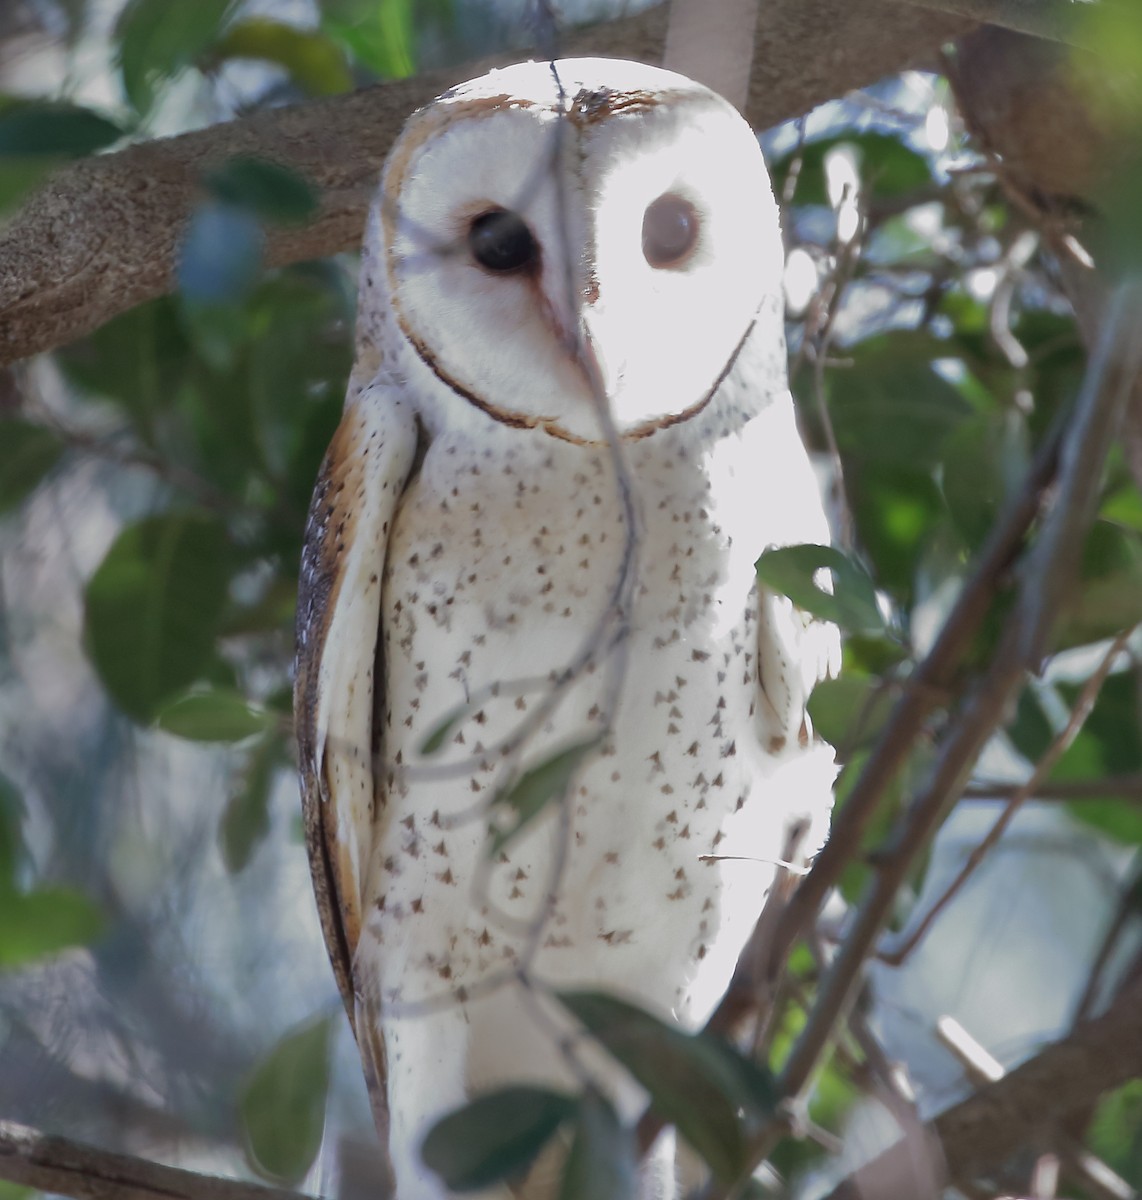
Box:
0 1120 313 1200
0 0 974 365
821 970 1142 1198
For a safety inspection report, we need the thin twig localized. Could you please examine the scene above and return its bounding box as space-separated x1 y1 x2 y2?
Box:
712 282 1142 1195
962 773 1142 802
819 971 1142 1200
706 396 1066 1045
880 626 1136 966
0 1121 313 1200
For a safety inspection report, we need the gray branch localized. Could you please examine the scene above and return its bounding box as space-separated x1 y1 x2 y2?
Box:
821 970 1142 1198
0 1121 314 1200
0 0 974 365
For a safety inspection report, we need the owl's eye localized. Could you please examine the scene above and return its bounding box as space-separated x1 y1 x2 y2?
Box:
642 193 699 268
468 209 538 273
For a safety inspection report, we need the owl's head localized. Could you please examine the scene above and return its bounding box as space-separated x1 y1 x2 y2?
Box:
367 58 785 443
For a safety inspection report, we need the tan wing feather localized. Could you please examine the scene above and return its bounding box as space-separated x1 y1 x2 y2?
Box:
294 381 419 1119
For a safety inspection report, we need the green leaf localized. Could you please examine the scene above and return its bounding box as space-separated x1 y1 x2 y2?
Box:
557 991 775 1183
84 513 234 722
941 412 1029 547
489 739 600 854
116 0 234 114
156 687 272 742
422 1087 577 1192
0 102 124 158
826 343 971 471
1087 1078 1142 1184
204 157 318 225
756 544 886 636
773 131 932 207
0 158 58 214
56 297 191 443
848 464 944 602
322 0 416 79
220 734 280 872
419 700 477 756
807 671 893 755
1007 687 1054 764
1053 671 1142 844
0 1181 34 1200
559 1091 636 1200
209 20 353 95
0 886 104 969
240 1016 333 1184
0 773 26 886
0 420 63 512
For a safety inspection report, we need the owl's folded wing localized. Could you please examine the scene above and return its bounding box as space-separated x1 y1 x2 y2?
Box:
294 383 419 1036
745 391 841 751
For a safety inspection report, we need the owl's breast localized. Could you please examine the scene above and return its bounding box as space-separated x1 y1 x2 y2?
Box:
362 422 824 1024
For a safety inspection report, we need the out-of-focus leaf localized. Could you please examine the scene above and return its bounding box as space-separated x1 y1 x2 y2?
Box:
1057 521 1142 648
941 412 1029 546
848 464 944 601
220 734 280 872
84 513 234 722
0 420 63 512
0 773 25 886
56 297 191 443
1102 482 1142 533
241 1016 333 1184
0 158 57 214
756 543 886 636
773 131 932 207
0 886 104 968
209 19 352 95
490 739 600 853
827 345 971 471
117 0 234 114
559 1091 636 1200
422 1087 577 1192
0 102 123 157
0 1181 34 1200
557 991 775 1183
322 0 416 78
1052 670 1142 844
1007 687 1055 764
178 203 264 304
1087 1078 1142 1185
156 687 272 742
205 157 318 225
420 700 477 756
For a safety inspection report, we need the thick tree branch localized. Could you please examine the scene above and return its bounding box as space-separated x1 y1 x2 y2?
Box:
0 0 973 365
821 970 1142 1198
0 1120 312 1200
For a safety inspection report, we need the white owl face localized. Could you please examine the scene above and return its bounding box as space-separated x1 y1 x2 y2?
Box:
375 58 785 442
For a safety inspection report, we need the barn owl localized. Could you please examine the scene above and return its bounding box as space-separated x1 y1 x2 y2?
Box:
295 58 838 1199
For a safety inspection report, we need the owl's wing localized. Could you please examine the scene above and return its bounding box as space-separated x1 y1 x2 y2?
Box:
745 392 841 751
294 379 419 1079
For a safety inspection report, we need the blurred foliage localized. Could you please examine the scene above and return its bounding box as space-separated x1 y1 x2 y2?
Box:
1 1 1141 1198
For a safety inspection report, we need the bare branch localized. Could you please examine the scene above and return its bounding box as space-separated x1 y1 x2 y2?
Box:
881 627 1136 966
0 1120 313 1200
777 282 1142 1103
887 0 1093 47
0 0 975 365
820 971 1142 1199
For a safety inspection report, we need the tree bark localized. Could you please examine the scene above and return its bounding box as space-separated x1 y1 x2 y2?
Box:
0 0 974 365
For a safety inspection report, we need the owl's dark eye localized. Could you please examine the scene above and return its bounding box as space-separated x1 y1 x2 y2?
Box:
468 208 538 273
642 193 699 268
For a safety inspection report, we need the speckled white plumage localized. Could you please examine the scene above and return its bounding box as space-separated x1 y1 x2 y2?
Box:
295 58 837 1200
